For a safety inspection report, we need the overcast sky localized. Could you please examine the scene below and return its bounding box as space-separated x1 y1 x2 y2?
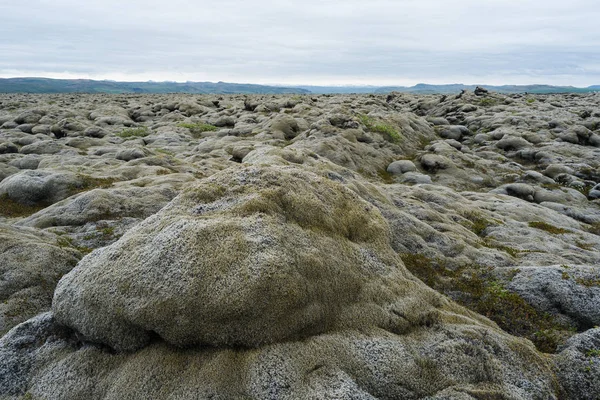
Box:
1 0 599 86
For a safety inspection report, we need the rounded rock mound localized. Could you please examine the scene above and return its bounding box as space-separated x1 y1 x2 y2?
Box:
0 170 82 206
53 166 458 351
0 224 80 335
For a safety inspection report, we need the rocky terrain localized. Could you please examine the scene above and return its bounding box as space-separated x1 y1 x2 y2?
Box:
0 90 599 399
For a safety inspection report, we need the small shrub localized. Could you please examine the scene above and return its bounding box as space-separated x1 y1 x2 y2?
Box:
117 126 149 138
528 221 570 235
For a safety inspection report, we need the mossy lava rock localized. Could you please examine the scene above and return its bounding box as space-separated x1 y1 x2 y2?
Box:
53 166 458 351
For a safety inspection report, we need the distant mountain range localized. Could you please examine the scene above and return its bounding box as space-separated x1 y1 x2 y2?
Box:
372 83 600 95
0 77 598 95
0 78 310 95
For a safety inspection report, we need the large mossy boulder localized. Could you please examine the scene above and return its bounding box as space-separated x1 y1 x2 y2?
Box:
53 166 470 351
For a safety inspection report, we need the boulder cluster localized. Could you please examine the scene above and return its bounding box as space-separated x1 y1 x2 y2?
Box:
1 91 599 399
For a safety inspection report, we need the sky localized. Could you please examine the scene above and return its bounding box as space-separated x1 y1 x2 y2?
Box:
1 0 599 86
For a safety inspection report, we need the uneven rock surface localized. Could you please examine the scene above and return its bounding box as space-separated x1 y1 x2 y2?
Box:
0 224 81 335
55 166 462 352
1 91 600 399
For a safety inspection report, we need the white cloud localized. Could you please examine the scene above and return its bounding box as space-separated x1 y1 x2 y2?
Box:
1 0 599 85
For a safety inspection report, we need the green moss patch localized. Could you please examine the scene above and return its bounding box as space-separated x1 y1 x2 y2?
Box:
377 169 395 184
479 239 525 258
358 114 401 144
528 221 570 235
585 222 600 236
479 98 498 107
78 175 116 190
461 212 501 237
587 349 600 357
575 277 600 287
401 253 577 353
117 126 149 138
0 194 46 217
55 235 93 255
177 122 218 137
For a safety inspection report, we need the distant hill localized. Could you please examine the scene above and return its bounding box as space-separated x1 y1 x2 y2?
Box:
0 78 310 95
374 83 599 94
0 77 598 95
293 86 382 94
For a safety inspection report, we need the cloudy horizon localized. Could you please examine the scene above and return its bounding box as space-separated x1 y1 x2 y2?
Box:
2 0 599 87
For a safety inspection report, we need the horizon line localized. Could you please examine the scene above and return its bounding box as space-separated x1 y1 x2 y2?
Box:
0 76 598 89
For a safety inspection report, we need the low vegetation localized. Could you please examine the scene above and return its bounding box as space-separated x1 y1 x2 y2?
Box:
55 235 93 255
585 222 600 236
588 349 600 357
528 221 571 235
461 211 501 237
479 98 498 107
117 126 149 138
67 175 116 196
358 114 401 143
177 122 218 137
400 253 577 353
377 169 395 184
575 277 600 287
0 194 45 217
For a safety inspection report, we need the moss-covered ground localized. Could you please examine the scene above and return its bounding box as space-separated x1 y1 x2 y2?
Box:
400 253 578 353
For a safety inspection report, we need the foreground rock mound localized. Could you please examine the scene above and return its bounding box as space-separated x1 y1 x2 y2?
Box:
1 311 558 399
54 166 469 351
1 166 561 398
554 328 600 399
0 224 80 335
